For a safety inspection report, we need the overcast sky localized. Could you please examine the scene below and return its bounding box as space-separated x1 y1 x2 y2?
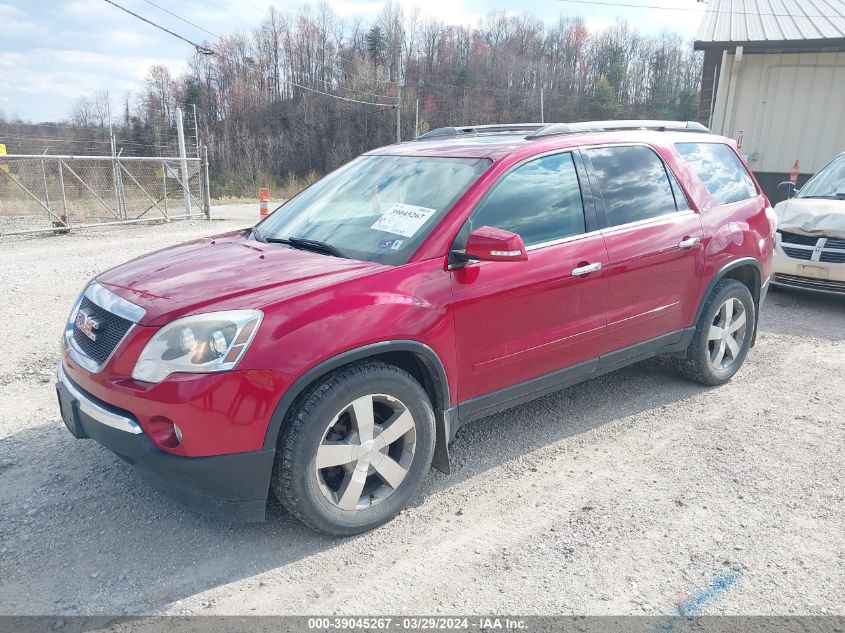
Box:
0 0 707 123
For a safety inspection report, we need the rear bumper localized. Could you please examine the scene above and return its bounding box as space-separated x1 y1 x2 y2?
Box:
57 363 274 522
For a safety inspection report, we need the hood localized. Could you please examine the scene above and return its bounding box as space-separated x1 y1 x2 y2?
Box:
774 197 845 239
96 230 386 325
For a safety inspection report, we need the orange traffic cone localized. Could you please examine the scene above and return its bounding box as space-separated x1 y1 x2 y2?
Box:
789 160 799 185
259 188 270 216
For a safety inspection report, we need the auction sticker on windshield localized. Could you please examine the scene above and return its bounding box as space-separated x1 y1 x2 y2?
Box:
371 203 436 237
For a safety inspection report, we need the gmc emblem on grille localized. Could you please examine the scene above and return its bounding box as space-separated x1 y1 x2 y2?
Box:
74 309 102 342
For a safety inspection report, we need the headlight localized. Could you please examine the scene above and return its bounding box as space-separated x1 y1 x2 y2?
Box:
132 310 263 383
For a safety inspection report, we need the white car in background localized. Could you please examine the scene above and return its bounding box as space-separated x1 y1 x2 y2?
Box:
772 152 845 295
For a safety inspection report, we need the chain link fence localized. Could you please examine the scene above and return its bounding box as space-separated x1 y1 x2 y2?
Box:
0 151 210 237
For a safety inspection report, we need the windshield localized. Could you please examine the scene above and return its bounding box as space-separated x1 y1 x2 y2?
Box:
255 155 491 264
798 154 845 199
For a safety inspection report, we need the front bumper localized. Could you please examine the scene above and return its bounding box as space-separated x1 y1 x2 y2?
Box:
57 363 275 522
771 237 845 294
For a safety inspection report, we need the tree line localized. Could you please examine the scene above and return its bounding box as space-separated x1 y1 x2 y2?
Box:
0 2 703 198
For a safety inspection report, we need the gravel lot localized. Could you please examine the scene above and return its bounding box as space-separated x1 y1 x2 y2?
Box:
0 217 843 617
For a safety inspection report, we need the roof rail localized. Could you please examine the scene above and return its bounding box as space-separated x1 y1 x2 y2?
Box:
417 123 545 140
526 120 710 139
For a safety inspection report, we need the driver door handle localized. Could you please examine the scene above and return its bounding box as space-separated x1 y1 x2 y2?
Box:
571 262 602 276
679 236 701 249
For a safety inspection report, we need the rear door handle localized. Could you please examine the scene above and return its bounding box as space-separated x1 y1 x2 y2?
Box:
679 236 701 249
571 262 602 276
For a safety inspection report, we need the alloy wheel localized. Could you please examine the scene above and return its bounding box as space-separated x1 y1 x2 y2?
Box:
707 297 748 371
314 393 417 511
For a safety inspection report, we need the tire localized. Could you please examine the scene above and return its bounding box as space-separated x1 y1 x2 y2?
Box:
670 279 756 386
272 360 436 535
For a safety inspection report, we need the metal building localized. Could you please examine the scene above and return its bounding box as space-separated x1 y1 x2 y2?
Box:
695 0 845 202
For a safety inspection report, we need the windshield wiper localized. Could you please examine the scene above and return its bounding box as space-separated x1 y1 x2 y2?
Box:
261 235 347 258
288 237 347 258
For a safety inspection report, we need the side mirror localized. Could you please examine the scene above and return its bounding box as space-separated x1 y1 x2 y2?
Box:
778 181 797 197
463 226 528 262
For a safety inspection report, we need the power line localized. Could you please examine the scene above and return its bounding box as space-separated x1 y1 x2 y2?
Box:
287 49 396 90
552 0 845 18
139 0 220 39
241 0 267 15
419 79 580 100
205 0 251 27
280 77 396 107
297 73 394 99
101 0 215 55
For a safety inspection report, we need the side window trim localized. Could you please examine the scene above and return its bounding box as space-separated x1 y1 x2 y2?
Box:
572 149 600 234
582 143 689 231
451 149 598 255
665 164 692 211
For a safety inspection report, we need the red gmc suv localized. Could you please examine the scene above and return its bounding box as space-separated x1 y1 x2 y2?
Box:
57 120 775 535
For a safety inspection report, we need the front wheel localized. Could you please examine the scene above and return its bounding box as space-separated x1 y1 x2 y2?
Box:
272 361 435 535
670 279 756 386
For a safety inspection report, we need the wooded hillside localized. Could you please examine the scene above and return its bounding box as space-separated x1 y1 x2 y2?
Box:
0 2 703 197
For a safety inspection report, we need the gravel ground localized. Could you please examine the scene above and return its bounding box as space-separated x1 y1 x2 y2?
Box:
0 217 843 617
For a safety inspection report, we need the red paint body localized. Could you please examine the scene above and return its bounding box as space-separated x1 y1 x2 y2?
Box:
63 130 773 458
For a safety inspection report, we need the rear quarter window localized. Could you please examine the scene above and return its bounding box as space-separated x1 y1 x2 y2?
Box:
675 142 757 205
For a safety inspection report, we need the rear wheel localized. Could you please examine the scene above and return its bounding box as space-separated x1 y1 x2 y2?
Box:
670 279 755 386
272 361 435 535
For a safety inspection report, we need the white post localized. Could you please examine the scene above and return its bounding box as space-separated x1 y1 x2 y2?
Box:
176 107 191 217
110 129 121 219
192 103 201 158
396 83 403 144
540 88 544 123
192 103 203 208
414 98 420 139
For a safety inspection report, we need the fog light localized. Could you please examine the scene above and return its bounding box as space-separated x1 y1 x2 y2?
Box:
147 416 182 449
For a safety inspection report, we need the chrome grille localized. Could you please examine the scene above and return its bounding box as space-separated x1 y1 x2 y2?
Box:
781 246 813 260
72 296 133 365
820 250 845 263
779 231 845 264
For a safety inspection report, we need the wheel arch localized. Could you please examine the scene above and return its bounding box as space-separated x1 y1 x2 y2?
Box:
262 340 453 472
695 257 762 345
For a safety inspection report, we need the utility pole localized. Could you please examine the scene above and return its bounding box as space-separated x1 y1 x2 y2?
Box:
414 98 420 139
176 107 191 217
395 81 403 144
540 88 545 124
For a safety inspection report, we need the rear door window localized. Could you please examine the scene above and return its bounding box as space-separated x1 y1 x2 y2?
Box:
585 145 679 226
675 142 757 204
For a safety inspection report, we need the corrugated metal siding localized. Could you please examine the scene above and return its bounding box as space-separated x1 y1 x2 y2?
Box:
711 51 845 174
697 0 845 44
